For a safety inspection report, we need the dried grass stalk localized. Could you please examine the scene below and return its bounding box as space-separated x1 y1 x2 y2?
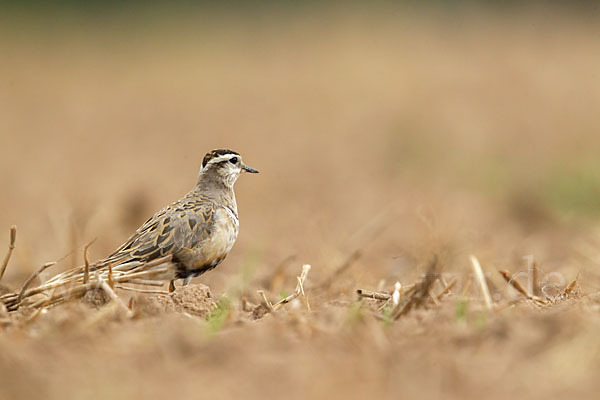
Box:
429 290 441 306
17 262 57 303
107 264 115 288
257 290 274 312
392 282 401 306
436 279 457 301
0 225 17 281
240 296 256 312
272 264 311 310
499 269 547 305
95 273 133 318
83 239 96 284
499 270 530 297
255 264 312 315
357 289 391 301
460 278 472 297
470 255 493 310
24 288 57 324
531 260 540 297
1 254 174 312
392 255 439 320
563 276 579 298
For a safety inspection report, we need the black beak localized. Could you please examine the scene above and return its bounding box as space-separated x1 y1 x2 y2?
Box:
242 165 259 173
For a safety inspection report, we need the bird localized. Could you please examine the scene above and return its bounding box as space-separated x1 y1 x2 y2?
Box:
0 149 259 311
0 149 259 312
96 148 258 292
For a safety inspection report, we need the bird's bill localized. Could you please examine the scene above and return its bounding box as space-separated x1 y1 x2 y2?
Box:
242 164 259 173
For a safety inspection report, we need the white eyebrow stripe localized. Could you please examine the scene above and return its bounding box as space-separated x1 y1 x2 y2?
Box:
208 154 239 164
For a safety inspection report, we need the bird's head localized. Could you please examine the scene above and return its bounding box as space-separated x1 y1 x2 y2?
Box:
198 149 259 188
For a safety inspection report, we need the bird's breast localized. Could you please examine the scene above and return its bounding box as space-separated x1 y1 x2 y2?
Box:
201 206 239 262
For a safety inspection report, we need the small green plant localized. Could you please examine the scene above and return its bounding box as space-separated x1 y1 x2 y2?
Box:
381 304 394 328
455 299 468 323
205 297 233 334
474 311 487 330
345 301 365 327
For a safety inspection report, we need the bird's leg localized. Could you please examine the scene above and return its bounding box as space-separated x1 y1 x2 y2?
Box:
183 276 193 286
169 280 176 293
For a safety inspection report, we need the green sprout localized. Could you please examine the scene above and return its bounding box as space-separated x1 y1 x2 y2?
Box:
205 297 233 334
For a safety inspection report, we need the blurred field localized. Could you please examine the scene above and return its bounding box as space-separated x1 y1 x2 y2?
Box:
2 3 600 399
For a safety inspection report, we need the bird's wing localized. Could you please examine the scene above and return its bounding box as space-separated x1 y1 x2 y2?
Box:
104 197 216 266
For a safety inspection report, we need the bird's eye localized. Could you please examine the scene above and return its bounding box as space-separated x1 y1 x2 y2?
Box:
229 157 238 164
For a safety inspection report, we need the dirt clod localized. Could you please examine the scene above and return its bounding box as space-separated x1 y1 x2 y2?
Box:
82 287 111 308
140 284 216 318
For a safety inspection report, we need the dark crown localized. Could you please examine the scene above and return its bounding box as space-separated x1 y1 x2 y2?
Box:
202 149 240 168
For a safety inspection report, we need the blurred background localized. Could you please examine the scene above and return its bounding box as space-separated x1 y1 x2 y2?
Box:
1 2 600 398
